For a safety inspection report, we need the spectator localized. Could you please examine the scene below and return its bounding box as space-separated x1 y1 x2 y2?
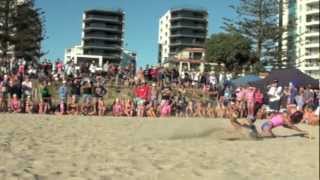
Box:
267 80 282 112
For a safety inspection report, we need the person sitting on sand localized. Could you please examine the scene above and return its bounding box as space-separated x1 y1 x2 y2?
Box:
186 100 194 117
124 99 134 117
194 101 204 117
160 100 172 117
25 96 33 113
97 97 106 116
136 99 145 117
112 98 123 116
146 101 157 117
68 95 79 115
215 97 226 118
206 102 216 117
9 94 21 113
81 98 95 116
260 111 308 138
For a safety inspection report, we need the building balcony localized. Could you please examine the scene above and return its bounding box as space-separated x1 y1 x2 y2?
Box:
170 41 205 47
304 53 320 59
84 26 123 33
306 20 320 26
84 17 123 24
170 34 206 39
83 36 122 42
305 31 319 37
171 24 207 30
83 45 122 51
306 8 320 15
305 42 320 48
300 66 320 71
171 16 207 22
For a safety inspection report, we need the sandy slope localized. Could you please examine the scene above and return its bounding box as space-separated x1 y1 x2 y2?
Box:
0 114 319 180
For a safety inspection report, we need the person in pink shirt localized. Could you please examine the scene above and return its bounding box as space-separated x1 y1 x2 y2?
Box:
160 100 172 117
10 94 21 113
236 87 246 117
56 61 63 74
18 64 25 75
245 86 256 121
112 98 123 116
261 111 308 137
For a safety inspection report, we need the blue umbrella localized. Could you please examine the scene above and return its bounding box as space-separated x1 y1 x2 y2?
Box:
231 75 261 87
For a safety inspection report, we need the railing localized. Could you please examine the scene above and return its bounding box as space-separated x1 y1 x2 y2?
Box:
85 15 122 22
171 15 207 21
84 26 122 32
83 36 121 41
171 24 207 30
83 45 122 50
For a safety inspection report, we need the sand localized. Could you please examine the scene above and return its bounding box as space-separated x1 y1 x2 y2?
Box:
0 114 319 180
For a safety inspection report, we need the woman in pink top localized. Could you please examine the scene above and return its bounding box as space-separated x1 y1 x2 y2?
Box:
160 100 172 117
112 98 123 116
10 94 21 113
260 111 307 137
246 87 256 120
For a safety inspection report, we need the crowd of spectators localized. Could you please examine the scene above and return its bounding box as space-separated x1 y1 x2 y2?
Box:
0 59 319 125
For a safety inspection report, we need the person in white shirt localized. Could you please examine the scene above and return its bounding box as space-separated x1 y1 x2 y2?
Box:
209 73 217 87
89 62 97 74
267 80 282 112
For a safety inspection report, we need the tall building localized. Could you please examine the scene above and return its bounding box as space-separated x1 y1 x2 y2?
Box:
283 0 320 79
65 9 125 66
158 8 208 64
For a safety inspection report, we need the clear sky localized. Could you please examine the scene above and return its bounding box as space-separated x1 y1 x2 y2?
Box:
36 0 239 67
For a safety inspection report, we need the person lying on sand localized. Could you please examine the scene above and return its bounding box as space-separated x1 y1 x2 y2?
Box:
260 111 309 138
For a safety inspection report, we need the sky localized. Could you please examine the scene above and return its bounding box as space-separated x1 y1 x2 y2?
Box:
36 0 239 67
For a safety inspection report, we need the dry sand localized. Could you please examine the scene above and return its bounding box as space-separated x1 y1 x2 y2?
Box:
0 114 319 180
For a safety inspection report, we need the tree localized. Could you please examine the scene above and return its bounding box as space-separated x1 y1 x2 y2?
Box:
13 0 45 64
0 0 17 67
205 32 257 75
0 0 45 72
223 0 285 69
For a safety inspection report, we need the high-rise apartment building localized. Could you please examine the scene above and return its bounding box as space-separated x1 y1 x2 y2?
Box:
283 0 320 79
158 8 208 64
65 9 125 66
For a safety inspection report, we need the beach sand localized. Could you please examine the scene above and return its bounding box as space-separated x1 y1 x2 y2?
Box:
0 114 318 180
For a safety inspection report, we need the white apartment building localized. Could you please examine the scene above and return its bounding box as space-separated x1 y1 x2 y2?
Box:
283 0 320 79
158 8 208 64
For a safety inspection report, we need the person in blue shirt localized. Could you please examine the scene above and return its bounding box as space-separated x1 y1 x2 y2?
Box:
58 80 68 114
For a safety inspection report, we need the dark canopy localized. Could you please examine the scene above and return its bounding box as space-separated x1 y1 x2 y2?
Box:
250 68 319 90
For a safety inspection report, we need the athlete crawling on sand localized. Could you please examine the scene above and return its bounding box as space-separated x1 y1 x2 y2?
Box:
229 109 310 139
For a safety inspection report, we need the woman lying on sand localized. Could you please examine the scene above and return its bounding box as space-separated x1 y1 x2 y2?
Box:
260 111 308 138
230 110 309 138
